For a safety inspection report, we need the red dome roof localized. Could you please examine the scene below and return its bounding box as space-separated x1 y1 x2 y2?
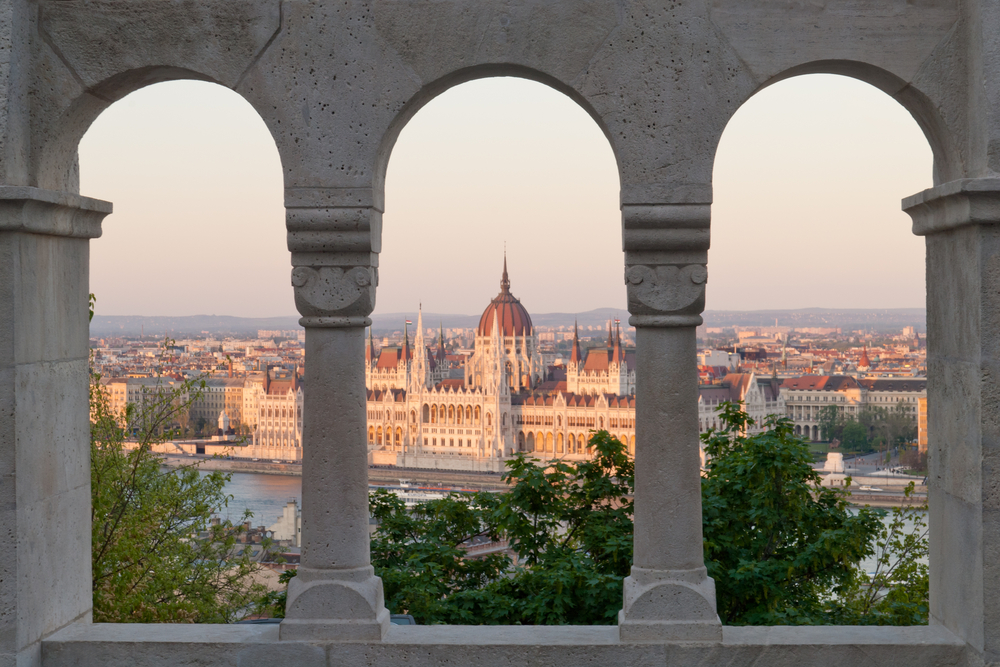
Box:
478 257 533 337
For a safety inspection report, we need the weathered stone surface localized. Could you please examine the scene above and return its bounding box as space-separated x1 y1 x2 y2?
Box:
0 0 998 663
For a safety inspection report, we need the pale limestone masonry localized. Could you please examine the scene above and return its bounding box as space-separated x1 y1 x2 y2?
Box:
0 1 996 665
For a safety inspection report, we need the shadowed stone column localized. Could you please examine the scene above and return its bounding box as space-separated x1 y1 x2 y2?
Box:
279 188 390 641
618 198 722 642
0 187 110 667
904 179 1000 664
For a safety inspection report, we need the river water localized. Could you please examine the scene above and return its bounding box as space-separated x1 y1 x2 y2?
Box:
213 472 928 574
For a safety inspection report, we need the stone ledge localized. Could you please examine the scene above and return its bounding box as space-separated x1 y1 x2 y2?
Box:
41 622 968 667
0 186 112 238
903 178 1000 236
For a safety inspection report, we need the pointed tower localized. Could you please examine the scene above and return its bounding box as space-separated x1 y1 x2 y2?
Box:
366 328 376 365
570 320 582 366
613 320 622 363
858 343 872 371
410 306 429 391
607 319 614 348
436 323 447 364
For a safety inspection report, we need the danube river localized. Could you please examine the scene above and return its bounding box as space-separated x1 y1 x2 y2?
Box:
211 471 302 527
213 472 928 576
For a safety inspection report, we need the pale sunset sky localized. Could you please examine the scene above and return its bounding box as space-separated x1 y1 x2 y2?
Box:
79 75 932 318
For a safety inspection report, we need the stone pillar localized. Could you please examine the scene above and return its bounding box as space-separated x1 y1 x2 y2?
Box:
904 178 1000 663
0 187 110 666
279 188 390 641
618 198 722 642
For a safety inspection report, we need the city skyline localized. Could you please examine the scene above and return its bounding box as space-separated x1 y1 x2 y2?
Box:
80 75 930 318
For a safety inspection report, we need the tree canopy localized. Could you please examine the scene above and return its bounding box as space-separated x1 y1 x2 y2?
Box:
90 368 269 622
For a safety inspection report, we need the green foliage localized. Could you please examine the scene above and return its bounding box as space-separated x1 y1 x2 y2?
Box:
701 403 883 625
261 408 928 627
90 365 268 623
833 483 929 625
840 420 869 451
367 431 633 625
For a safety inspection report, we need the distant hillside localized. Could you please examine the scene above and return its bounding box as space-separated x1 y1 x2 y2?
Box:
701 308 926 333
90 315 301 337
89 307 926 337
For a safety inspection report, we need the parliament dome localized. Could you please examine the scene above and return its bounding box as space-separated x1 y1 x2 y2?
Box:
477 257 533 337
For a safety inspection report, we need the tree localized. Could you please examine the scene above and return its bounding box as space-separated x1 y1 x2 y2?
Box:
261 410 929 627
818 404 845 443
261 431 633 625
90 366 269 623
701 403 883 624
833 483 929 625
840 420 869 452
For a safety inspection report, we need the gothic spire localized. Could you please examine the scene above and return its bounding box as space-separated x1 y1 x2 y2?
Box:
570 319 582 365
437 322 447 362
366 328 376 363
501 252 510 293
613 320 622 362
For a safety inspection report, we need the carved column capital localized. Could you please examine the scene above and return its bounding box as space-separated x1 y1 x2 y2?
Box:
286 187 382 327
625 263 706 327
622 201 710 328
291 265 376 327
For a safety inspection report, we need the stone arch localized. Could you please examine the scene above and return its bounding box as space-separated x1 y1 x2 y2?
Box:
717 62 958 187
376 426 383 446
557 433 563 454
456 406 463 425
422 404 430 423
475 406 481 424
448 405 455 424
518 432 525 452
466 406 472 423
375 66 624 203
396 427 403 449
545 433 553 453
430 405 437 423
526 432 534 452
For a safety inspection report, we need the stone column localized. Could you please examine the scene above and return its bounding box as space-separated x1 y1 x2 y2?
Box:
0 187 110 666
904 179 1000 664
617 198 722 642
280 188 390 641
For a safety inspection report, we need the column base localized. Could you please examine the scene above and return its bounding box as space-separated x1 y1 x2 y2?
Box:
279 566 390 641
618 566 723 642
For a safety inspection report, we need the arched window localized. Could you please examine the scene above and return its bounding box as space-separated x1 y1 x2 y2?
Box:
396 427 403 448
368 426 374 443
431 405 437 423
486 412 492 427
448 405 455 424
545 433 553 453
456 406 463 425
599 416 604 429
518 432 525 451
526 433 535 452
475 406 481 424
502 413 507 426
411 410 417 424
557 433 563 453
466 406 472 423
376 426 383 446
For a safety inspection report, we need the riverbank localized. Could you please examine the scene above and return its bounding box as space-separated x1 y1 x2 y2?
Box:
164 455 925 506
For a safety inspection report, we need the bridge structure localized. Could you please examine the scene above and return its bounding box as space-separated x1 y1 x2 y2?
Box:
0 1 997 665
